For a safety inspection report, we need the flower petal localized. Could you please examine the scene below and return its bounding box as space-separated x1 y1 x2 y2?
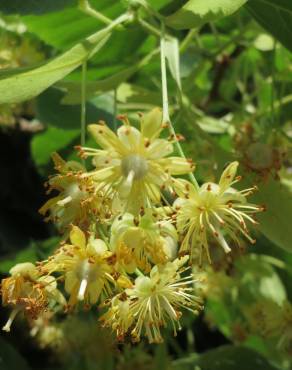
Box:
158 157 194 175
88 124 125 153
117 125 142 152
70 225 86 249
219 161 239 193
146 139 173 159
140 107 163 140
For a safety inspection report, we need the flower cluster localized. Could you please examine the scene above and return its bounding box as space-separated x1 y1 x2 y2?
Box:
1 108 263 343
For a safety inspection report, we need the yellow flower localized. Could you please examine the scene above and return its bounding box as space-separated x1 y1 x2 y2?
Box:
42 226 114 308
174 162 263 263
1 263 64 332
79 108 194 214
100 295 134 341
246 300 292 354
101 256 202 343
110 212 178 273
39 153 112 229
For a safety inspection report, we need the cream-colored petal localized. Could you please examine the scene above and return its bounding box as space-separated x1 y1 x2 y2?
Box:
88 238 108 255
172 178 198 198
70 225 86 249
88 124 125 153
89 166 119 181
145 182 161 204
157 157 194 175
146 164 168 185
38 275 57 292
51 152 66 171
92 154 121 169
146 139 173 159
39 195 62 215
117 125 142 152
10 262 38 279
140 107 163 140
218 161 239 193
65 271 78 294
88 281 103 304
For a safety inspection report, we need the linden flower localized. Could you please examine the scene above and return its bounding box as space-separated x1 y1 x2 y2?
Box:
110 212 178 273
100 295 134 341
246 300 292 354
174 162 263 263
1 262 64 332
101 256 202 343
42 226 114 307
79 108 194 214
39 152 112 229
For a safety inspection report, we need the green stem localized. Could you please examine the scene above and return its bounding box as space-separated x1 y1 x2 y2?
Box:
180 29 197 53
138 18 172 41
271 39 277 126
160 25 200 190
113 89 118 131
79 0 112 25
81 60 87 148
135 268 144 277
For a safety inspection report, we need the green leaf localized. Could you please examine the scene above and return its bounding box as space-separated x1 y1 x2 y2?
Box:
0 246 38 274
60 66 142 104
0 336 31 370
249 178 292 253
31 125 80 173
36 87 114 129
246 0 292 51
60 50 157 104
21 1 122 50
166 0 247 30
193 346 277 370
0 237 60 274
0 0 75 15
0 27 112 104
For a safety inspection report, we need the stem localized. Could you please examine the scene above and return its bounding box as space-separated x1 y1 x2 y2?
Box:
271 39 277 126
139 18 162 38
135 268 144 277
160 25 200 190
180 29 197 53
79 0 112 25
81 60 87 148
209 22 220 47
138 18 172 41
113 89 117 131
160 33 170 124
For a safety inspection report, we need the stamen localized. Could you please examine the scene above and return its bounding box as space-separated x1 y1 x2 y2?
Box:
78 278 88 301
2 308 20 332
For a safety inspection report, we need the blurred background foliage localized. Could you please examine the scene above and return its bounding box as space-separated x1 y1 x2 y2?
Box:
0 0 291 369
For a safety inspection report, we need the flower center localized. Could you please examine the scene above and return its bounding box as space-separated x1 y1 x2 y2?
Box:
121 154 148 181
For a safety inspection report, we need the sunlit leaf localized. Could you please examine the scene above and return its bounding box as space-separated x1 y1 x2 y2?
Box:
0 27 111 104
166 0 247 30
